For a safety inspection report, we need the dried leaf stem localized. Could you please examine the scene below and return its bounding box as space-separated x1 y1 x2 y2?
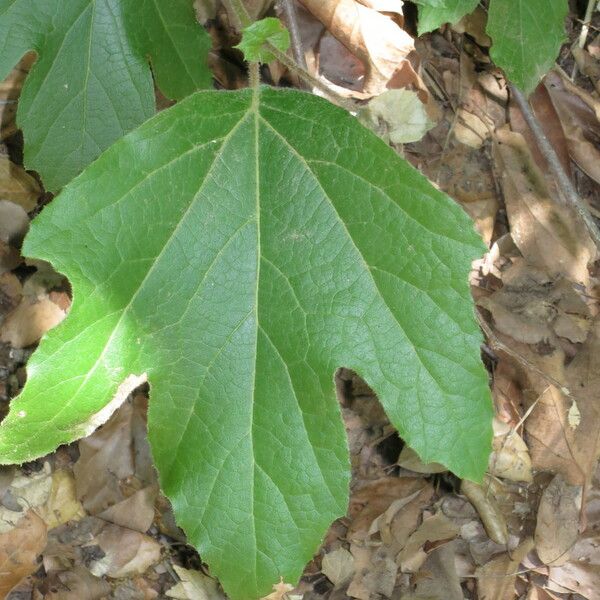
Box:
509 83 600 247
279 0 307 69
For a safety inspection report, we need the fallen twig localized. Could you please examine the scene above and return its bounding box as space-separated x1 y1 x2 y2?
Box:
509 82 600 247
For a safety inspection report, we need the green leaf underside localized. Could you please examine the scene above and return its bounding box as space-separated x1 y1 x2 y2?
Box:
487 0 567 95
0 0 211 190
236 17 290 63
0 88 492 598
417 0 478 35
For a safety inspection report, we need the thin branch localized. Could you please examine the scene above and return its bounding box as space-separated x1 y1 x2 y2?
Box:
265 41 358 111
509 82 600 247
279 0 307 70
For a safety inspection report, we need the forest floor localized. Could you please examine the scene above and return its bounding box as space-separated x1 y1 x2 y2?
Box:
0 1 599 599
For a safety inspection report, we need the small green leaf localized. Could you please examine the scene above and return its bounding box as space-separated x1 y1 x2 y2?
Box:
417 0 478 35
0 87 492 599
487 0 568 95
0 0 212 190
413 0 448 7
236 17 290 62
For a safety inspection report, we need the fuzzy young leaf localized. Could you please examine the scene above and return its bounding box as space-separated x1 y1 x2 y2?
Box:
236 17 291 63
0 0 211 190
417 0 478 35
487 0 568 95
0 88 492 598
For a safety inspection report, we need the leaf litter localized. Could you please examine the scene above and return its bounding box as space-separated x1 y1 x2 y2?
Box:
0 1 600 599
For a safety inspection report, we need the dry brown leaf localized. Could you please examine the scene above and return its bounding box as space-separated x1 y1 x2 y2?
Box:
572 47 600 95
0 155 40 212
321 546 354 586
96 485 157 533
41 566 111 600
476 538 534 600
348 477 428 540
412 543 464 600
397 513 460 573
0 200 29 245
493 127 596 285
74 396 154 515
489 419 533 483
259 580 295 600
347 546 397 600
535 474 582 566
0 510 47 597
0 54 33 142
299 0 420 95
460 479 508 545
544 70 600 185
0 295 67 348
525 317 600 486
87 522 161 578
37 470 86 530
397 445 447 474
0 271 22 316
509 83 572 177
166 565 227 600
0 462 52 533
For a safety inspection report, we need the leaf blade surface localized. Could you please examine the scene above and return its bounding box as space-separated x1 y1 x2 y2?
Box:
0 0 211 190
0 88 492 598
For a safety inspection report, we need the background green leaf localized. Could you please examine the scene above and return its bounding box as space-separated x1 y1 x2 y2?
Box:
0 0 211 190
417 0 478 35
236 17 291 63
487 0 568 95
0 87 492 598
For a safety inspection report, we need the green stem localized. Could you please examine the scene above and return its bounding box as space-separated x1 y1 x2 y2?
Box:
249 61 260 89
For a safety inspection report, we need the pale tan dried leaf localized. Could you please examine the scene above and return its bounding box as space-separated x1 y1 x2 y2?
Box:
535 475 582 566
0 155 40 212
460 479 508 545
397 445 446 474
476 538 534 600
567 400 581 429
362 88 435 143
356 0 404 14
0 295 66 348
299 0 418 95
321 547 355 586
37 470 85 530
0 200 28 245
489 420 533 483
260 581 295 600
397 513 460 573
167 565 226 600
493 127 596 285
572 47 600 95
0 463 52 533
0 510 47 597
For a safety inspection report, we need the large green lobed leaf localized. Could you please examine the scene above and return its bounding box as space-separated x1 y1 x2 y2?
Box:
0 87 492 598
0 0 211 190
487 0 567 95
